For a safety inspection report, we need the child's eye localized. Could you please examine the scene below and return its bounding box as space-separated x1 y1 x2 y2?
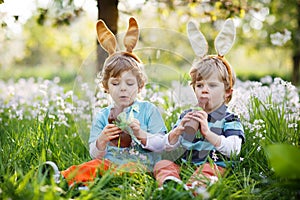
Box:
196 83 204 88
111 82 119 86
127 82 134 86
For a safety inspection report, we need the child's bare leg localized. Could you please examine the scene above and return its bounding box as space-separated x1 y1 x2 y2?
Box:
187 162 226 188
153 160 181 187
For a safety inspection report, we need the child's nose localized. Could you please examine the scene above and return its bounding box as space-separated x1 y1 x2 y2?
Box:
120 82 127 91
202 84 209 93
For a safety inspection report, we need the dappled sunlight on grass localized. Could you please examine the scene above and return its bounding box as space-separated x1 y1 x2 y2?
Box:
0 76 299 199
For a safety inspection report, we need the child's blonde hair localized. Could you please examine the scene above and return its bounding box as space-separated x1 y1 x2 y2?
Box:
100 52 147 93
189 56 236 103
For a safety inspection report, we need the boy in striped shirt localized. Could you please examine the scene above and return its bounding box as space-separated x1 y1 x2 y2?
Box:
154 19 245 197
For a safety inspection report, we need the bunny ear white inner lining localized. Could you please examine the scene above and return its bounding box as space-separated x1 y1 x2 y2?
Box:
187 18 236 58
187 21 208 58
214 19 236 57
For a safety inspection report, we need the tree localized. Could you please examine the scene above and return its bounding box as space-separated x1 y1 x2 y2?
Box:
151 0 300 84
1 0 299 84
96 0 118 72
243 0 300 85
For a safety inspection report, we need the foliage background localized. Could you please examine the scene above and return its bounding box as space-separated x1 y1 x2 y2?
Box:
0 0 299 199
0 0 296 85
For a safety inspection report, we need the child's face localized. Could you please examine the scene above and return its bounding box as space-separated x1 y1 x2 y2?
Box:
108 70 140 108
194 72 232 113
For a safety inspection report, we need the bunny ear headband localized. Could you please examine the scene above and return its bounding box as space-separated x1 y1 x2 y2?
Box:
96 17 141 62
187 19 236 89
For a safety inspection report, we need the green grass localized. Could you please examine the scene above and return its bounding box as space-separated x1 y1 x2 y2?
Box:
0 78 299 199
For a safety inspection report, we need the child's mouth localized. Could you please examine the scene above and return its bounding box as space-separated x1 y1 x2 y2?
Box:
199 98 208 109
120 96 129 100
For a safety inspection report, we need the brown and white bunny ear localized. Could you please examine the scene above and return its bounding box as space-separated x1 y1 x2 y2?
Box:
96 20 117 55
123 17 139 53
214 19 236 57
187 21 208 58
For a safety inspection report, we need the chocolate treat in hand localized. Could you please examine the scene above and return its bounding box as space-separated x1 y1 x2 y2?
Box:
184 107 204 135
108 107 132 148
184 117 199 134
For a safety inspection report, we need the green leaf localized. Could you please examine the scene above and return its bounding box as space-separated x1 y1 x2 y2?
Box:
265 144 300 179
115 111 141 145
192 106 203 111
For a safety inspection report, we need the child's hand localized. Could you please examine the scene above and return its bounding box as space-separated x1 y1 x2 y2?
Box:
172 125 185 136
96 124 122 149
168 117 190 145
191 110 221 147
182 111 196 123
129 118 147 145
168 125 184 145
129 118 141 137
190 110 210 137
169 111 195 137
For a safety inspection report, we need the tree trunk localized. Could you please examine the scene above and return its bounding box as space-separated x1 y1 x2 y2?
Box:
292 1 300 85
96 0 119 72
292 55 300 85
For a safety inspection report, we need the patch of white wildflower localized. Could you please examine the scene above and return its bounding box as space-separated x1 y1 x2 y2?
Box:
1 76 299 147
229 77 299 124
0 77 95 128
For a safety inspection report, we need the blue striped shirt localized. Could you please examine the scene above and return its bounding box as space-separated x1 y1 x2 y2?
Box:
175 104 245 167
89 100 167 169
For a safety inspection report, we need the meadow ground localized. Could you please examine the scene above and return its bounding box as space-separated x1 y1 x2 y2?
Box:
0 75 299 199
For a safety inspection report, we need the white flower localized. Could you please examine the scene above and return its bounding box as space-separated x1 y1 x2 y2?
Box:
270 29 291 46
212 150 218 162
260 76 273 85
209 176 219 184
257 146 261 152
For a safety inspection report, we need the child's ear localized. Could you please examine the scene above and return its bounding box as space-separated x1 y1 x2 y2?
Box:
104 86 109 94
225 88 233 98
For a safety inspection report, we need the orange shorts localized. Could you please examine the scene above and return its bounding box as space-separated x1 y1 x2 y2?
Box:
61 159 146 186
